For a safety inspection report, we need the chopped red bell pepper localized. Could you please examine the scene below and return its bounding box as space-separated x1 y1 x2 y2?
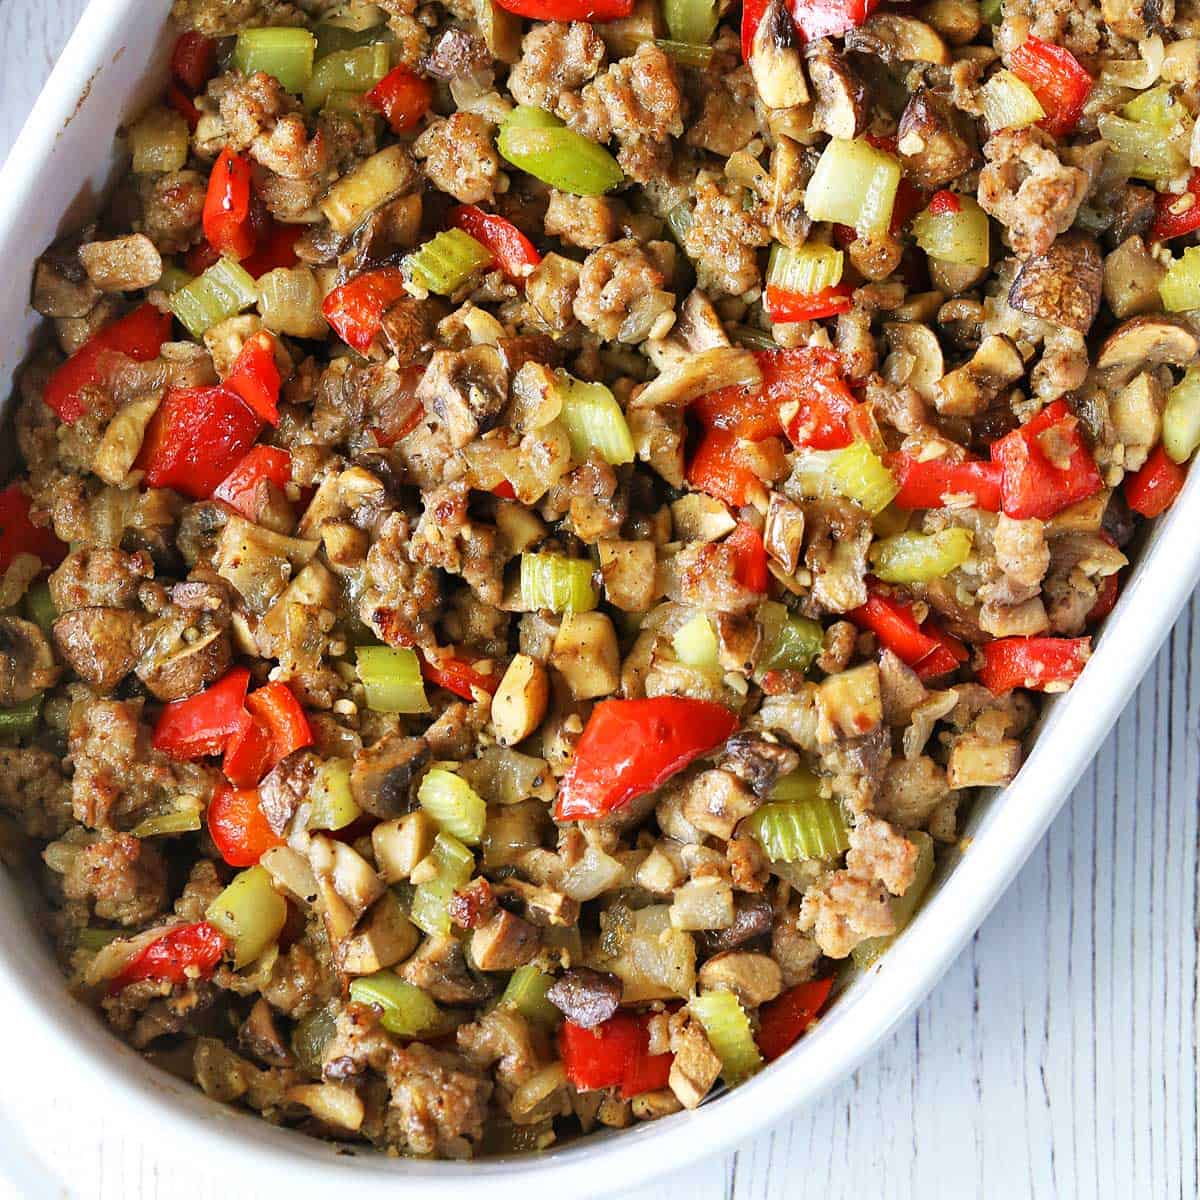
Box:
848 591 968 681
764 282 855 323
558 1012 674 1098
111 920 226 993
212 445 292 521
555 697 739 821
785 377 859 451
727 522 769 594
202 148 256 261
0 483 66 573
741 0 768 59
224 331 282 425
756 977 834 1063
168 83 202 130
224 681 314 788
1151 170 1200 242
207 786 283 867
44 303 174 423
449 205 541 285
420 652 501 700
978 635 1091 694
989 398 1103 521
1124 445 1187 518
365 65 434 134
687 428 763 509
322 268 409 355
927 189 962 216
153 667 253 760
889 454 1003 512
136 386 263 500
492 479 518 500
170 31 218 94
222 711 274 789
1008 36 1092 139
495 0 634 18
240 221 303 278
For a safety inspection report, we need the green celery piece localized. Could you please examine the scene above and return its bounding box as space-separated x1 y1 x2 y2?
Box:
690 991 762 1082
1097 113 1188 184
130 808 203 838
355 645 430 713
233 27 317 94
766 242 844 294
770 768 821 803
206 865 287 968
0 695 42 738
869 528 973 584
128 106 189 174
1163 367 1200 463
405 228 494 295
410 833 474 936
759 602 824 674
169 257 258 339
418 768 487 845
556 372 635 466
308 758 362 831
350 971 440 1036
498 106 623 197
672 612 720 672
662 0 717 45
828 441 899 515
292 1002 338 1073
911 196 991 269
519 552 599 613
804 137 901 235
730 324 779 350
498 965 559 1024
665 202 694 248
303 43 390 110
1160 246 1200 314
1121 84 1182 129
77 927 121 953
852 831 935 968
655 39 714 68
22 582 55 636
745 796 850 862
157 265 194 295
979 0 1002 21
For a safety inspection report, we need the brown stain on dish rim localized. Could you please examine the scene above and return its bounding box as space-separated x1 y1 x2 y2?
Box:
62 48 123 133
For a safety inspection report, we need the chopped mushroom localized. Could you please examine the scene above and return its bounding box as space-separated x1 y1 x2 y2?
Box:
806 40 868 140
491 654 550 746
749 0 810 109
884 322 945 402
1007 233 1103 334
1102 237 1166 320
696 950 784 1008
847 13 951 64
545 967 622 1027
469 909 541 971
933 334 1026 417
1096 315 1200 374
350 734 431 819
0 617 60 704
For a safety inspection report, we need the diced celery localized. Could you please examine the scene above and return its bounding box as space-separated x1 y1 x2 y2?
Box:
292 1002 338 1073
1163 367 1200 463
663 0 717 45
556 372 635 466
498 106 624 197
78 928 121 953
1121 84 1183 129
303 43 391 110
519 552 599 613
911 195 991 268
758 601 824 674
804 137 901 236
308 759 362 831
22 582 55 636
418 768 487 845
980 69 1044 131
1097 113 1189 183
405 228 494 295
673 612 721 672
410 833 475 937
851 831 935 968
157 265 194 295
828 441 900 515
744 796 850 862
170 257 258 339
869 527 973 584
665 202 694 248
498 965 559 1024
315 11 390 58
356 645 430 713
128 106 189 174
730 324 779 351
1159 246 1200 313
349 970 440 1036
770 768 821 803
655 39 714 68
232 27 317 93
979 0 1002 22
690 991 763 1082
0 695 41 738
766 242 844 295
131 807 203 838
206 865 288 969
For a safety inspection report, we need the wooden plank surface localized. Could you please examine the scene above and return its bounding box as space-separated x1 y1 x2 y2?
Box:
1 7 1196 1197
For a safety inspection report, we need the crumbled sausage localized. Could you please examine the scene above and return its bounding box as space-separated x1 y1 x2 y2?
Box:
413 113 501 205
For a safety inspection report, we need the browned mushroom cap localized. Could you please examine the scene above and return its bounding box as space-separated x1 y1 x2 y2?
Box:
806 39 868 140
0 616 60 705
897 89 979 188
1007 232 1103 334
884 322 946 401
1096 315 1200 371
846 13 951 64
933 334 1026 416
749 0 809 110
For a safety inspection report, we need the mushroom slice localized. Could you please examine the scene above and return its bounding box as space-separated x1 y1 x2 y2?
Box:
897 89 978 189
933 334 1025 417
0 616 60 705
1096 315 1200 372
806 40 868 140
884 322 945 401
631 346 761 411
1007 232 1103 334
749 0 809 110
847 13 951 64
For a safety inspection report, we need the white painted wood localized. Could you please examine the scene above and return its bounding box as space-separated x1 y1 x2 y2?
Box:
0 5 1195 1197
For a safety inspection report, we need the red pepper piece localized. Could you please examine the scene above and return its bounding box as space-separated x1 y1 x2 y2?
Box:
990 398 1103 521
1124 445 1187 518
207 785 283 866
686 428 762 508
558 1012 674 1097
212 445 292 521
44 303 174 423
1008 35 1092 138
495 0 634 18
1152 170 1200 242
0 483 66 573
420 652 501 700
136 386 263 500
322 267 409 355
889 454 1003 512
927 189 962 216
848 591 967 681
223 681 312 787
888 177 927 234
741 0 768 59
764 282 855 323
222 711 274 789
202 148 256 261
978 635 1091 694
170 31 218 94
555 697 739 821
224 331 282 425
492 480 518 500
785 378 859 450
111 921 226 993
365 65 434 134
167 83 202 130
756 978 834 1063
153 667 253 760
240 221 303 277
449 204 541 285
727 522 769 594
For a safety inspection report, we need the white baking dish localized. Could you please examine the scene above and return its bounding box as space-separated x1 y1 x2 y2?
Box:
0 2 1196 1194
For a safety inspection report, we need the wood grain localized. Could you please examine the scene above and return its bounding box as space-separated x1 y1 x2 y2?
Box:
0 5 1197 1197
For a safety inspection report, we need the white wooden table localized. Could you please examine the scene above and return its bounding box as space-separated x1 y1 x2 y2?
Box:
1 7 1196 1197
